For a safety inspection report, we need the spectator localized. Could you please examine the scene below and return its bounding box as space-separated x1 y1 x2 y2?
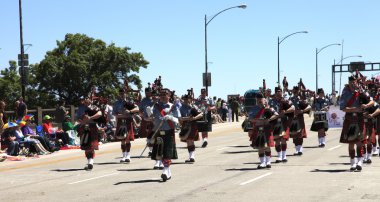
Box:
16 97 27 120
42 115 70 146
62 115 78 145
2 123 19 156
55 100 68 129
216 98 222 116
76 97 87 120
16 121 50 155
0 101 6 150
231 97 240 122
221 100 228 122
21 115 55 152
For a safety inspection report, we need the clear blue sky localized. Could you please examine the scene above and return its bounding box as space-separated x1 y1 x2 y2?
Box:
1 0 379 100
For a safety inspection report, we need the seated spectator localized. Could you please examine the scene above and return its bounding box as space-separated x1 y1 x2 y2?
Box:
21 115 55 153
62 115 78 145
42 115 70 146
2 123 19 156
16 121 50 155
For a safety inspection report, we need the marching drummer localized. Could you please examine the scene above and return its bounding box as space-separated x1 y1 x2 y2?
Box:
195 88 216 148
179 93 203 163
310 88 330 147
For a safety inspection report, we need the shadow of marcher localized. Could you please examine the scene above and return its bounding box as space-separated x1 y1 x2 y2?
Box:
114 179 162 185
225 168 259 171
310 168 349 173
117 168 153 172
51 168 84 172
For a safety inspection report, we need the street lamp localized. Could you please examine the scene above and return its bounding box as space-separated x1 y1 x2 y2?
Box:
277 31 308 85
204 4 247 96
337 55 362 64
316 43 341 91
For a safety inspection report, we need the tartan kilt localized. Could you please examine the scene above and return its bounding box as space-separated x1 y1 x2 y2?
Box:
289 114 307 139
339 113 365 143
310 120 329 132
77 123 100 150
364 118 376 144
375 117 380 136
138 119 154 138
272 117 290 141
151 129 178 160
115 117 135 141
180 122 200 142
252 125 274 148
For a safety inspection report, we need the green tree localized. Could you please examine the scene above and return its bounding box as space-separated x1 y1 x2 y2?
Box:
0 60 21 110
31 33 149 106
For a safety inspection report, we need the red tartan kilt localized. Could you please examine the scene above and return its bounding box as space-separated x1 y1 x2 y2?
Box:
138 119 154 138
78 124 99 151
180 123 200 142
376 117 380 136
250 127 274 147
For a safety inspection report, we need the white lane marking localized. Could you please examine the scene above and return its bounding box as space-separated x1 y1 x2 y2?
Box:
68 172 119 185
217 147 229 151
240 172 273 186
328 145 342 151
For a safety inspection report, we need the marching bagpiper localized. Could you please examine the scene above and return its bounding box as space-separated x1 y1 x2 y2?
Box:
179 91 204 163
289 86 311 156
113 89 139 163
310 88 329 147
150 88 180 181
248 93 278 169
195 88 216 148
339 76 367 171
269 86 294 163
77 97 103 171
138 85 155 157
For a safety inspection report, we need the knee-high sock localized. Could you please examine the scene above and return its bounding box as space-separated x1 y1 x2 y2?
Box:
121 144 126 152
85 150 95 159
125 143 131 152
162 159 172 167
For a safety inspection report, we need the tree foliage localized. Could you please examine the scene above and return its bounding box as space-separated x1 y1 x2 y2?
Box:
0 61 21 108
31 33 149 106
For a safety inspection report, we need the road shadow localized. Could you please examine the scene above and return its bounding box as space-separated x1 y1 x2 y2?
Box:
229 145 250 148
310 168 349 173
303 146 321 149
171 162 187 165
225 168 259 171
114 179 162 185
131 156 150 159
117 168 153 172
329 162 351 165
94 162 121 165
51 168 84 172
176 146 188 149
223 150 255 154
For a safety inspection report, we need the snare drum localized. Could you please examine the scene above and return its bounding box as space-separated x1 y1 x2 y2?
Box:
314 111 327 122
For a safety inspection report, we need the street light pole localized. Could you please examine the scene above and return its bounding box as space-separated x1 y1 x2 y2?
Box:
204 4 247 96
19 0 25 98
277 31 308 85
315 43 341 91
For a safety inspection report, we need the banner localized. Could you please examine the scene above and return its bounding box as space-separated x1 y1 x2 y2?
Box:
327 106 345 128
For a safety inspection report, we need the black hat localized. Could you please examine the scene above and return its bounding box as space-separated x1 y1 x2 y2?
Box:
348 76 355 82
293 86 299 91
275 87 282 92
182 94 191 99
160 88 171 95
201 88 206 93
317 88 324 94
145 87 152 92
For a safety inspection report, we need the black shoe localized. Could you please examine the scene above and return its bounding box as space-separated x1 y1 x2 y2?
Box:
282 159 288 163
148 152 152 157
185 158 195 163
153 166 159 170
125 159 130 163
367 159 372 164
321 144 325 148
201 141 208 148
275 160 282 163
161 174 171 182
266 164 272 168
298 152 303 156
159 166 164 170
350 166 356 171
356 165 362 171
257 165 266 169
84 164 93 171
294 152 300 156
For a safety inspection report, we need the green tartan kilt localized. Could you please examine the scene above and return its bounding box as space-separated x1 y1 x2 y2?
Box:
151 129 178 160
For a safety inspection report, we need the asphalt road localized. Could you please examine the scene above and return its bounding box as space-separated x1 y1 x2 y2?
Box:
1 116 380 202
